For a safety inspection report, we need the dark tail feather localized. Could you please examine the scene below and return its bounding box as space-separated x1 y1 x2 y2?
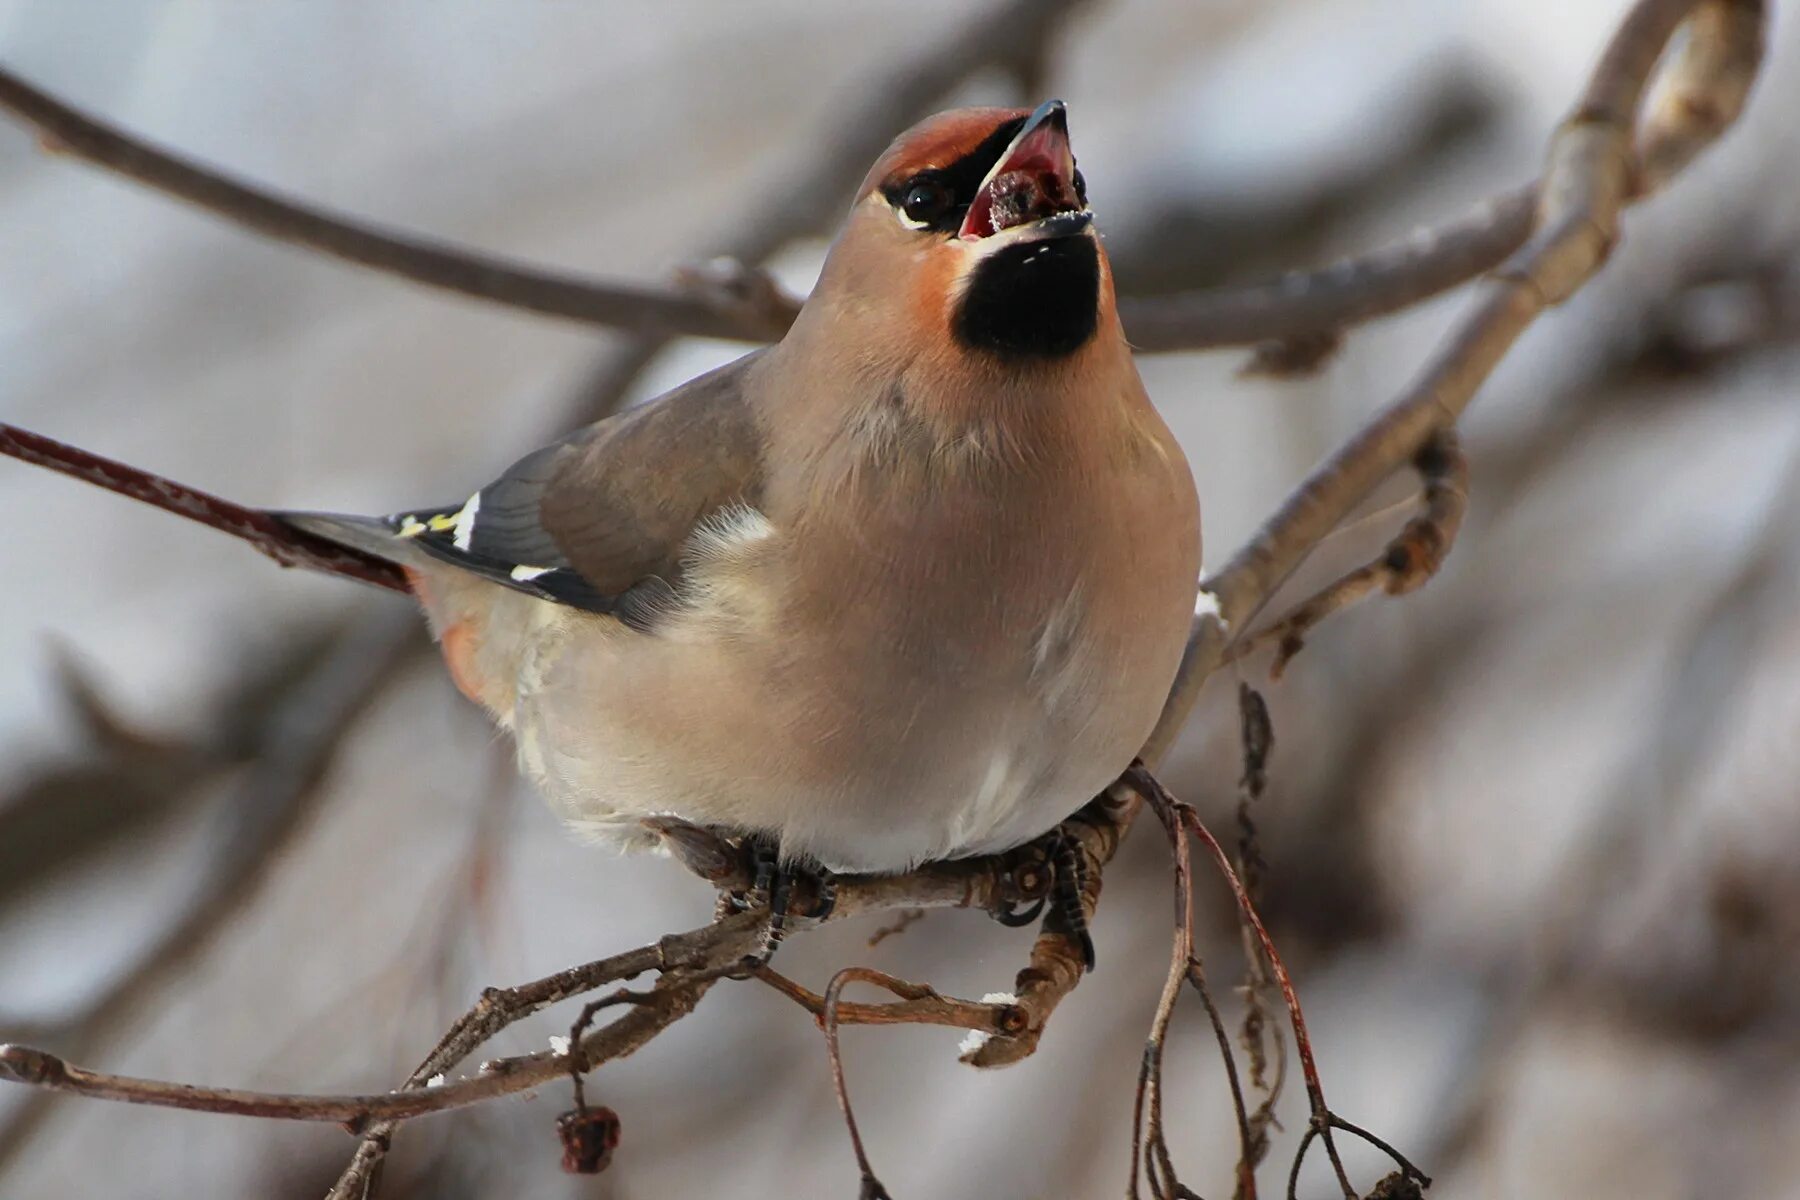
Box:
0 421 411 594
276 510 423 567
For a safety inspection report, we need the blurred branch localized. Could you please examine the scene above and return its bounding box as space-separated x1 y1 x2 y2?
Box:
1423 426 1800 1171
0 0 1759 359
0 652 213 914
1119 186 1536 352
0 608 420 1173
819 967 991 1200
0 66 798 342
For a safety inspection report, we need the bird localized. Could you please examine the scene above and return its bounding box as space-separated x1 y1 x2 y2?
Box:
16 101 1202 955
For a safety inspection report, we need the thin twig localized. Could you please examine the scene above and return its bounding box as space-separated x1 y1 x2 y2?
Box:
1135 765 1434 1199
0 422 408 592
0 938 734 1132
865 909 928 948
1133 792 1222 1200
1190 957 1261 1200
822 969 911 1200
1231 684 1285 1177
755 968 1023 1035
1183 799 1354 1198
1225 433 1469 677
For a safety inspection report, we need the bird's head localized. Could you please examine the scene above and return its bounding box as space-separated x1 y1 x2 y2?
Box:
805 101 1113 367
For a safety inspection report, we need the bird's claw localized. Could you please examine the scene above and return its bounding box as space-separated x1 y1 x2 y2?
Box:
987 825 1096 972
1046 828 1097 973
729 834 837 964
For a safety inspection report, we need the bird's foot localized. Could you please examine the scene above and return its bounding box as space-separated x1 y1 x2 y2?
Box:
1046 828 1096 973
643 819 837 968
989 841 1051 928
732 834 838 965
990 825 1095 972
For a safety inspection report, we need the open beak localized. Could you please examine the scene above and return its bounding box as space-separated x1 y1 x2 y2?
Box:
958 99 1089 241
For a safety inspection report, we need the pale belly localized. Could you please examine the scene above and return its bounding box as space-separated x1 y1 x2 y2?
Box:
511 622 1176 872
498 506 1196 873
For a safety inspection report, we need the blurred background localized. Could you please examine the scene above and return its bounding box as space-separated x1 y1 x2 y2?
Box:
2 1 1798 1196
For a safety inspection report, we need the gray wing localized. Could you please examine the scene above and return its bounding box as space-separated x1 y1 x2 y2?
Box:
280 349 770 628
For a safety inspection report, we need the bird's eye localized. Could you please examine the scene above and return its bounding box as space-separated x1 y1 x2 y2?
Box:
899 178 952 226
1073 169 1088 205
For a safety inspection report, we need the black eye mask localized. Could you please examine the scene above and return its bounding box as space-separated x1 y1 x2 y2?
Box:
880 116 1028 234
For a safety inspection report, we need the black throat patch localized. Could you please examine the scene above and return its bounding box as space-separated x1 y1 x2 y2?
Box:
951 234 1100 360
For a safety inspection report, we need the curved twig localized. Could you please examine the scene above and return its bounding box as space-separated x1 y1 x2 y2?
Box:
1223 432 1469 677
1119 186 1536 352
822 968 912 1200
0 991 694 1128
1133 793 1257 1200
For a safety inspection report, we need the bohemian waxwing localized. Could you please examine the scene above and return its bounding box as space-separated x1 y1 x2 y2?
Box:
280 101 1201 893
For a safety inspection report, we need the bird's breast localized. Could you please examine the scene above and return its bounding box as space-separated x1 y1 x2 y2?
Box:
517 382 1200 871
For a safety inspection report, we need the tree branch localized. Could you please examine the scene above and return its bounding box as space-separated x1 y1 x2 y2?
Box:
0 842 1054 1129
0 1 1758 356
0 422 408 592
0 66 798 342
755 967 1025 1035
1147 0 1764 763
1117 186 1536 352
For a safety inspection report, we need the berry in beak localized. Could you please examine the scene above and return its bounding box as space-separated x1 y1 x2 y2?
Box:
958 100 1087 241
